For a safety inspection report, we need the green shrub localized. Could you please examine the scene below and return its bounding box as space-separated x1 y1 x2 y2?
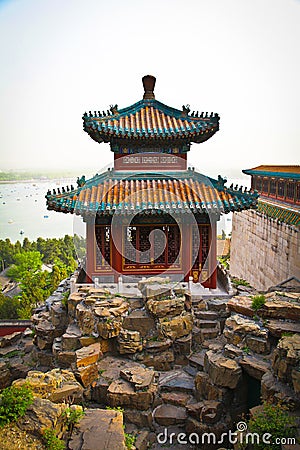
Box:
43 428 65 450
247 402 297 450
251 295 266 311
125 432 136 449
0 384 33 427
231 277 250 287
62 407 84 430
106 406 124 413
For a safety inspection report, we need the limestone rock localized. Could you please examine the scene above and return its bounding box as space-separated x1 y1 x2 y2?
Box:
204 350 242 389
158 313 193 340
186 400 222 424
75 343 102 368
161 391 192 407
0 361 10 389
61 324 82 351
122 310 155 337
240 356 270 380
145 338 172 353
13 369 83 403
266 319 300 338
261 371 298 408
68 292 85 318
76 303 96 335
272 334 300 384
153 404 187 426
120 366 155 391
97 318 122 339
50 302 67 330
245 335 270 354
107 379 157 410
18 397 68 437
194 371 232 404
261 297 300 321
69 408 126 450
227 296 255 317
75 364 99 388
118 330 143 354
159 369 194 394
146 296 185 318
138 349 175 371
124 409 153 429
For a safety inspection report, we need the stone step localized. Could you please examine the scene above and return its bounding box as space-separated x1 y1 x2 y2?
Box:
194 310 218 320
160 391 193 407
197 319 219 329
159 370 195 394
153 404 187 426
183 365 198 377
188 352 205 371
200 327 219 341
68 408 126 450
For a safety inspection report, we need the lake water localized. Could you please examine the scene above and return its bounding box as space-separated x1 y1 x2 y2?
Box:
0 180 85 243
0 178 249 242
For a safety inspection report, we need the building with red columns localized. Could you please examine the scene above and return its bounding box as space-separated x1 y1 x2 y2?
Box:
46 76 258 289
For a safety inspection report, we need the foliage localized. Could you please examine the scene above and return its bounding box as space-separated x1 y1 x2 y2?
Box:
242 346 250 354
218 254 230 270
231 277 250 287
125 432 136 449
251 295 266 312
43 428 66 450
0 384 33 427
247 402 297 450
7 251 43 281
106 406 124 413
62 407 84 431
0 292 20 319
0 235 84 270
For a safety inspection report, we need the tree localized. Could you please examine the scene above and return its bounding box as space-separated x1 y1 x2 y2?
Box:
7 251 43 282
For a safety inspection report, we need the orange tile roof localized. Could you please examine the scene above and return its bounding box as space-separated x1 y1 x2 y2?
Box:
46 171 258 216
246 165 300 173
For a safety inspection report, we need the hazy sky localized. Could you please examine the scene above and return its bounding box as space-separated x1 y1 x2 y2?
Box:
0 0 299 179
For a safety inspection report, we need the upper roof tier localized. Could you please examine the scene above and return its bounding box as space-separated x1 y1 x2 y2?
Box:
243 165 300 179
83 75 220 145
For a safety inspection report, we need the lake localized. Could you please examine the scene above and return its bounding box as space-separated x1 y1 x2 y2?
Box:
0 180 84 243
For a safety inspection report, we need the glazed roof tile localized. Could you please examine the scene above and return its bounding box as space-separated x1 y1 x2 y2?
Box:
84 100 219 144
83 75 219 144
258 199 300 227
243 165 300 179
46 170 258 217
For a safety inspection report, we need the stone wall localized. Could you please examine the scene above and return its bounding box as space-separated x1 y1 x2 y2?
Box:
230 210 300 291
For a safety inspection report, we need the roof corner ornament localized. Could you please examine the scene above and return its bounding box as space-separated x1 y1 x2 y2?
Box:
181 104 190 117
77 175 86 188
110 104 118 115
217 175 227 188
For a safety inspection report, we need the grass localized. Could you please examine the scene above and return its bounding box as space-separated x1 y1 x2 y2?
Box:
251 294 266 312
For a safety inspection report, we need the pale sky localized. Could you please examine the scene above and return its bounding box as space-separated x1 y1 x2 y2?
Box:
0 0 299 179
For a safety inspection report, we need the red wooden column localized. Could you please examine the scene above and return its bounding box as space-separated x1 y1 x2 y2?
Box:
86 218 95 283
182 221 192 282
210 220 217 289
111 223 123 282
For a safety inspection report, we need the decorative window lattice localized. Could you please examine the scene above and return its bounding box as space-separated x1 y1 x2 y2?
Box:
95 226 111 267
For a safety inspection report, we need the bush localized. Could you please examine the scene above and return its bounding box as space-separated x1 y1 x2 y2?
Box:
0 293 20 319
0 384 33 427
125 432 136 449
248 402 297 450
251 295 266 312
62 407 84 431
43 428 65 450
231 277 250 287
